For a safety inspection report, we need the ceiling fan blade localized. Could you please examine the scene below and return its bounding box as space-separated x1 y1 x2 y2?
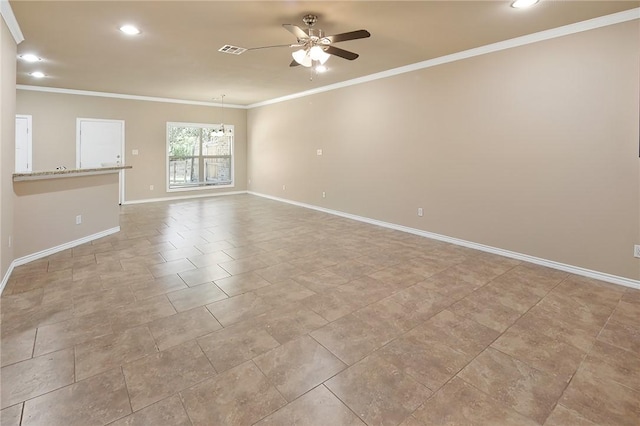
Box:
325 45 359 61
324 29 371 44
283 24 308 41
289 59 301 67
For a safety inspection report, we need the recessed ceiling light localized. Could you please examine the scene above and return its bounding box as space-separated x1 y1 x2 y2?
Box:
119 25 141 35
30 71 45 78
511 0 540 8
19 53 41 62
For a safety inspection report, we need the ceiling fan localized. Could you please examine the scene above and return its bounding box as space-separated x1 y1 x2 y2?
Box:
220 14 371 71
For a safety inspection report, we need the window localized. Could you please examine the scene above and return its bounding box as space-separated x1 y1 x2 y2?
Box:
167 122 234 191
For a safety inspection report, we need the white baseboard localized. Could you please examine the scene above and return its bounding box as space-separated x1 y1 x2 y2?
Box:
248 191 640 290
122 190 248 205
0 227 121 295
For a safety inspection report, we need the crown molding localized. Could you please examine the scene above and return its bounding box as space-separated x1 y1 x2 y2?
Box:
248 7 640 109
0 0 24 44
14 8 639 109
16 85 247 109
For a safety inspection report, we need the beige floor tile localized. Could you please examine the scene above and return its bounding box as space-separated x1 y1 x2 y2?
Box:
104 296 174 333
544 404 599 425
206 292 275 326
109 394 191 426
194 240 235 254
75 326 157 380
178 264 230 287
1 288 44 312
367 266 425 290
311 313 396 365
1 348 74 409
222 245 266 260
21 368 131 426
458 348 567 423
0 403 23 426
119 253 166 271
413 309 499 357
377 334 470 391
160 246 203 262
3 196 638 426
414 377 539 425
560 368 640 426
419 270 480 300
1 300 74 336
33 311 112 356
123 340 216 411
41 277 103 305
167 282 227 312
180 361 286 426
131 274 188 300
449 290 523 333
197 322 280 372
325 259 379 281
292 269 349 293
214 272 272 297
1 328 36 367
5 270 72 295
326 354 432 426
149 307 221 350
252 279 315 306
72 287 135 317
255 385 365 426
148 259 196 278
187 250 234 268
515 307 599 352
287 256 338 273
255 263 304 284
595 319 640 361
257 307 327 344
491 324 586 381
47 254 96 273
219 256 269 275
254 335 346 401
580 340 640 392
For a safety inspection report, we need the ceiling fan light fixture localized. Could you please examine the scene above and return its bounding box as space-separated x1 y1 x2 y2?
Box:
315 64 327 73
292 49 312 67
309 46 330 64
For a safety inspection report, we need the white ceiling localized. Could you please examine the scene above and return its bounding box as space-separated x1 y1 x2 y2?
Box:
11 1 639 106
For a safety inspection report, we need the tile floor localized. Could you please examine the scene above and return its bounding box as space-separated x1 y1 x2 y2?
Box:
1 194 639 425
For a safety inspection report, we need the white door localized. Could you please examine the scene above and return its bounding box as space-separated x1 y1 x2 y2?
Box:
77 118 125 203
15 115 32 172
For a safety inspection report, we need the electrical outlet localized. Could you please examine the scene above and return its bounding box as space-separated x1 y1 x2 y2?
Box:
282 185 286 191
8 236 12 248
417 208 424 217
317 149 323 156
75 215 82 225
322 191 326 198
132 149 139 155
149 185 154 190
634 245 640 258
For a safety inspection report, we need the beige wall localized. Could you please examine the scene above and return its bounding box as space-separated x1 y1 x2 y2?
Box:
248 21 640 281
16 91 248 202
13 174 119 258
1 18 16 280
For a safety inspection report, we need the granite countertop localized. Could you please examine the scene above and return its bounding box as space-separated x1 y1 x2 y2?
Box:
13 165 132 181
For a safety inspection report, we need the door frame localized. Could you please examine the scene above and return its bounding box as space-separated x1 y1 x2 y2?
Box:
15 114 33 172
76 118 126 204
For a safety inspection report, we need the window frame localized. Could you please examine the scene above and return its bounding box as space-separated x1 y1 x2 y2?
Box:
166 121 235 192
